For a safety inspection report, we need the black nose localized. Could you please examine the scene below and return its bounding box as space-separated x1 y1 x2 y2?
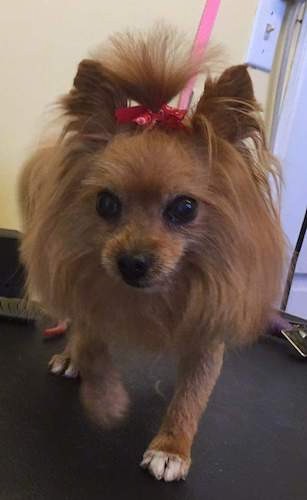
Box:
117 253 153 286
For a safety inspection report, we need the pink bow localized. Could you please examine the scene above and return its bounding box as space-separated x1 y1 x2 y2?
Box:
115 104 187 130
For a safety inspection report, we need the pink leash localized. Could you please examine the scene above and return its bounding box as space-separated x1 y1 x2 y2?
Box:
178 0 221 110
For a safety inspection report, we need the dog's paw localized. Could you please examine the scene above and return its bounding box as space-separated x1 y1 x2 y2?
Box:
140 449 191 482
49 353 79 378
81 379 129 428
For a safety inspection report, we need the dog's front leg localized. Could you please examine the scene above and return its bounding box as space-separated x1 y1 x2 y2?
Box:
78 335 129 428
141 341 224 481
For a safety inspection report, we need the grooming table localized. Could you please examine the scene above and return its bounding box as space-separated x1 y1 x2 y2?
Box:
0 320 306 500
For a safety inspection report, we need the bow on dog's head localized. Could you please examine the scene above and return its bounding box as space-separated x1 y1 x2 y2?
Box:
115 104 187 130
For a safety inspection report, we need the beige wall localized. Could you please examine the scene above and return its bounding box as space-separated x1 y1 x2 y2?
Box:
0 0 264 229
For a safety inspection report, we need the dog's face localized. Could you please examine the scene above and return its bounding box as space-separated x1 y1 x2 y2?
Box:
82 131 208 289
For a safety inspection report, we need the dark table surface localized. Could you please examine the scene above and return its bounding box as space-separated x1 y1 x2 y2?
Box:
0 319 306 500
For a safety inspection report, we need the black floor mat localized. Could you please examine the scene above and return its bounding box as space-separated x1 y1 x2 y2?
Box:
0 320 306 500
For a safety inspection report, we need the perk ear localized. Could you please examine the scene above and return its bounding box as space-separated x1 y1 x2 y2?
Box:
61 59 126 142
192 65 261 143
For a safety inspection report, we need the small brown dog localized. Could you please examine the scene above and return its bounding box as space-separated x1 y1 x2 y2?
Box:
18 26 284 481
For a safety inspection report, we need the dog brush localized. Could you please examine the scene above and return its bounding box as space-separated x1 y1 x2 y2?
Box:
0 297 40 322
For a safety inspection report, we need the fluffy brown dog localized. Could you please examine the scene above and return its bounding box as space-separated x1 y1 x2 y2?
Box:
18 27 284 481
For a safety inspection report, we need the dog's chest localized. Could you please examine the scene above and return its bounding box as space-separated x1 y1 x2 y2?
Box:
85 284 183 351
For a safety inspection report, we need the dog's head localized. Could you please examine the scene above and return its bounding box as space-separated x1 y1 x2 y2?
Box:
54 29 281 303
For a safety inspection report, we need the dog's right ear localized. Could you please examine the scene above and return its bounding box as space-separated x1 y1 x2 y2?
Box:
191 65 260 145
61 59 126 144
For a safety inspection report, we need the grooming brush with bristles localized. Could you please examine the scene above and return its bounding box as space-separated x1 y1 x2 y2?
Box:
0 297 39 322
0 296 66 339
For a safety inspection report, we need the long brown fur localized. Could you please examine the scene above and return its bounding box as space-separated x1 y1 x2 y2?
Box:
18 25 285 481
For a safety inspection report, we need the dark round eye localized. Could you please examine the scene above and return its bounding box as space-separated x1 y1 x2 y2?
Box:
96 190 121 219
164 196 198 225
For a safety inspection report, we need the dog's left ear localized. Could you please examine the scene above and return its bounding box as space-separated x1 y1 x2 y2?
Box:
61 59 126 143
192 65 261 144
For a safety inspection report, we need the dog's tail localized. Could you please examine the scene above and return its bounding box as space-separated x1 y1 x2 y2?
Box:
95 24 208 111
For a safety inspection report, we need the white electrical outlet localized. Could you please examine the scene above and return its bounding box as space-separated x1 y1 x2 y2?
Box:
246 0 287 72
